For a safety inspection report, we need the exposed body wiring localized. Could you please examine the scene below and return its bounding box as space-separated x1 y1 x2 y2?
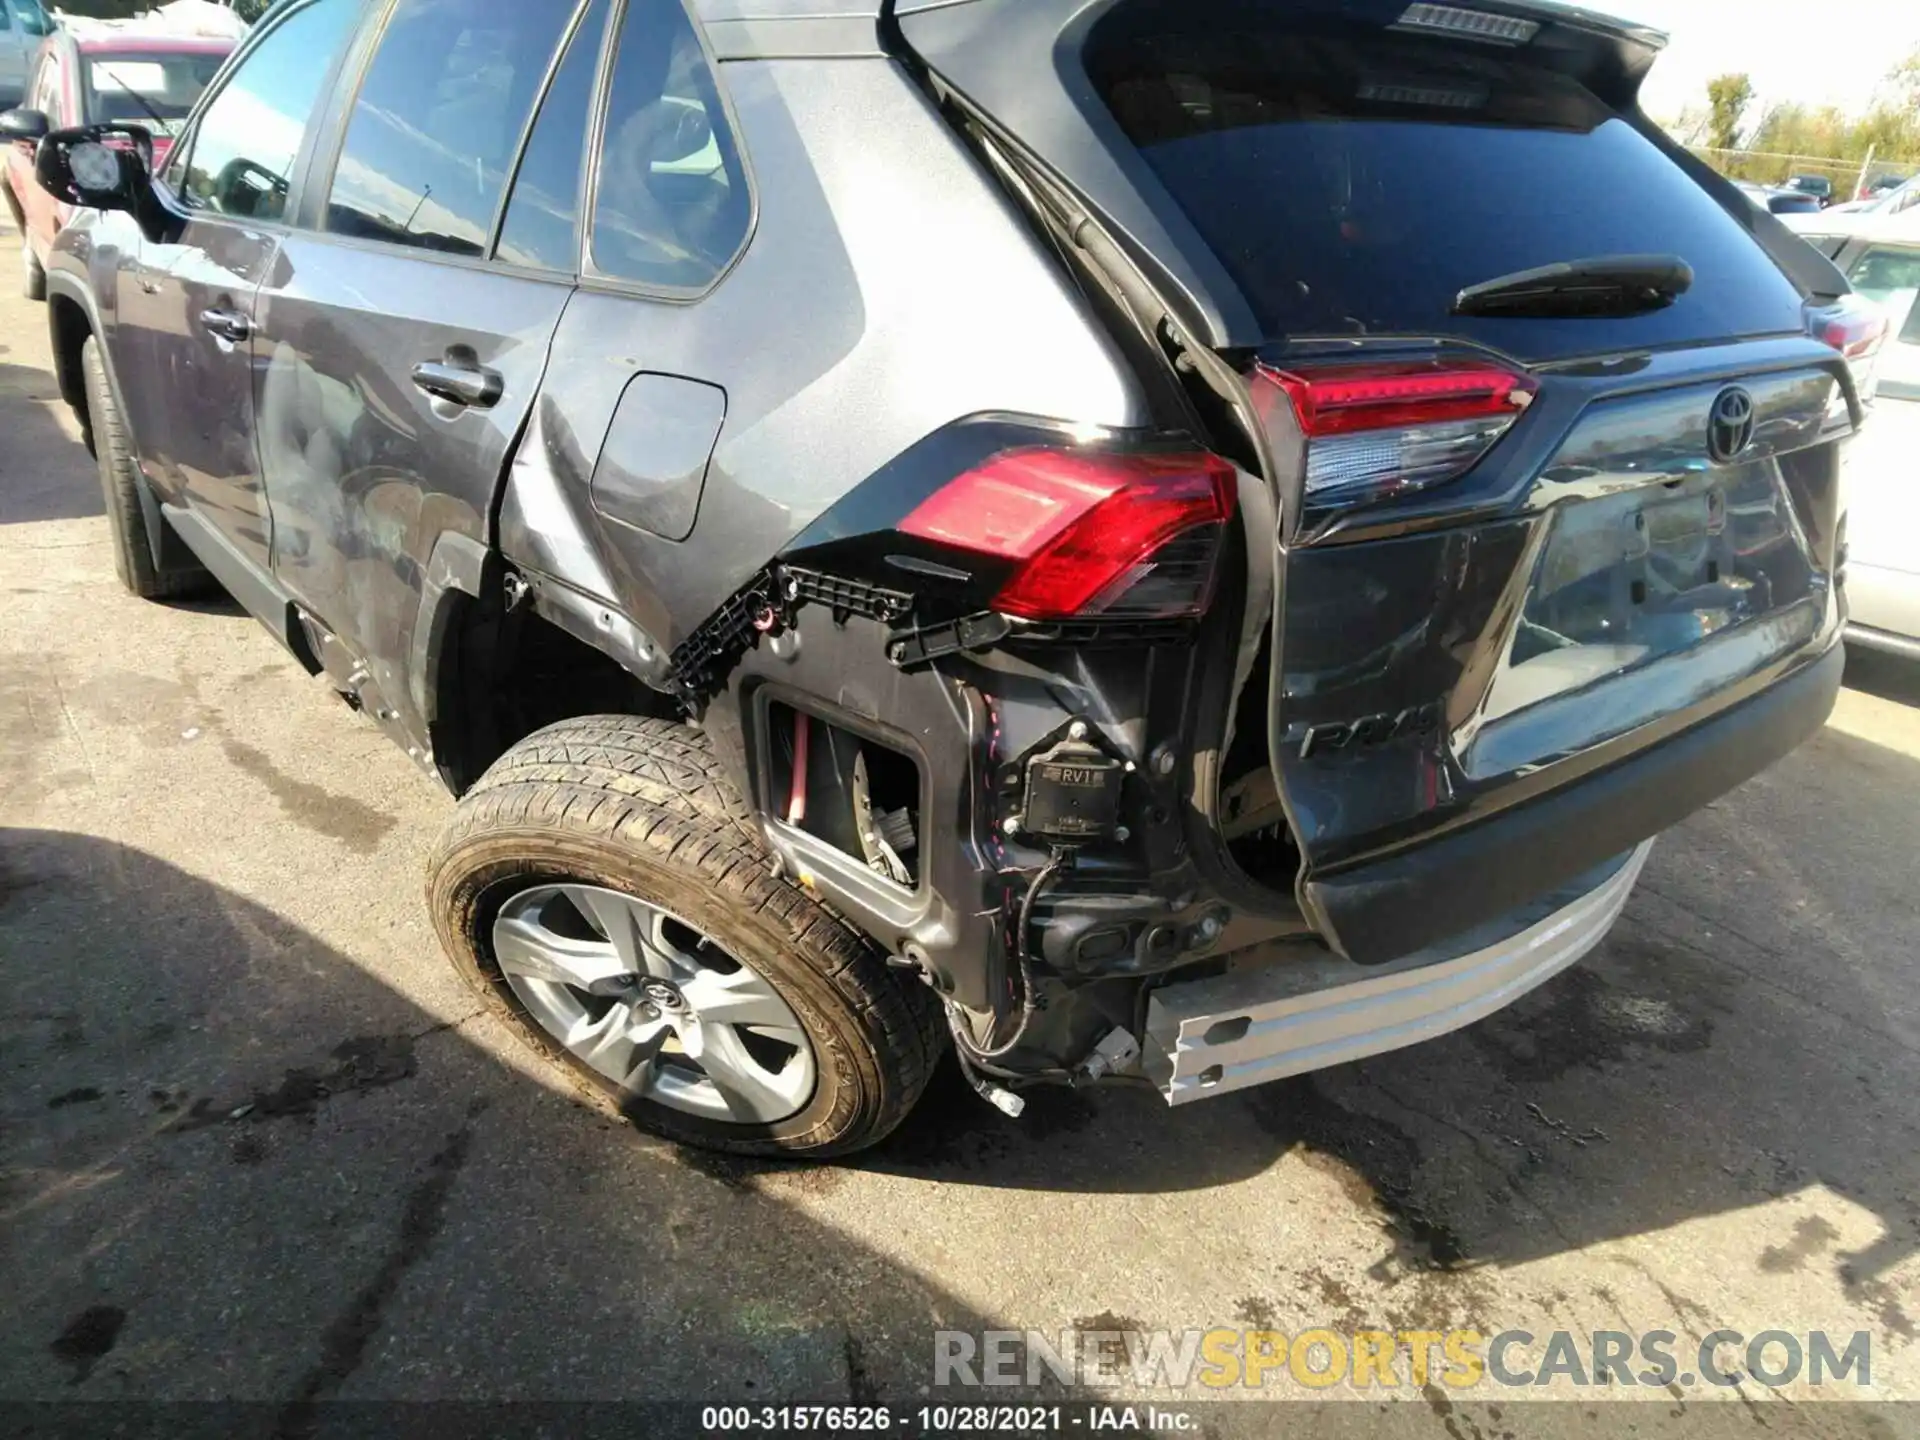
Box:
948 847 1071 1062
938 847 1158 1107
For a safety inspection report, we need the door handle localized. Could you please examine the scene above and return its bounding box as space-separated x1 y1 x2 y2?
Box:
198 308 251 343
411 359 503 409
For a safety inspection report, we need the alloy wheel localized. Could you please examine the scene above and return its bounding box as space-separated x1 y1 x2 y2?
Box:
490 883 816 1123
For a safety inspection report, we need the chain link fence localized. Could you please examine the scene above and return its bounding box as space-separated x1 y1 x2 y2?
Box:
1688 146 1917 200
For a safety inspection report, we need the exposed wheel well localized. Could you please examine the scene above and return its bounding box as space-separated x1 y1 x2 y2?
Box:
431 588 682 794
48 293 92 418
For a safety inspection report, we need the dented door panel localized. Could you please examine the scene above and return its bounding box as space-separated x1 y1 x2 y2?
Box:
253 235 573 748
112 219 279 567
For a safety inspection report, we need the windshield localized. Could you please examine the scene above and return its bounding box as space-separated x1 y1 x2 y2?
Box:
83 51 230 135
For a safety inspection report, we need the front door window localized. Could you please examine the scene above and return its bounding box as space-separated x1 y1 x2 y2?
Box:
176 0 358 221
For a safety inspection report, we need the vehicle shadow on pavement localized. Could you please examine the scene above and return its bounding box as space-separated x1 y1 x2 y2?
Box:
5 751 1913 1400
0 827 1003 1404
1844 647 1920 709
0 359 101 526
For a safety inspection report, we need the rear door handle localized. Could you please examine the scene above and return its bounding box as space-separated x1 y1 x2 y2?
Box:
411 359 503 410
198 308 251 343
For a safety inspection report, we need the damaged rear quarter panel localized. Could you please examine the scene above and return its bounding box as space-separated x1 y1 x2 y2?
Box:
498 54 1147 663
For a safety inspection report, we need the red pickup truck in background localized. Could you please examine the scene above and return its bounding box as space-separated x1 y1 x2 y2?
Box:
3 28 230 299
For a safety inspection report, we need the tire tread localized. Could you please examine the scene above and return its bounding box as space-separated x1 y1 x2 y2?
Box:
80 335 213 600
427 714 942 1157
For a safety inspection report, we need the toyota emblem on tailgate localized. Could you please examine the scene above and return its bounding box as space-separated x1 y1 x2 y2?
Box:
1707 386 1756 464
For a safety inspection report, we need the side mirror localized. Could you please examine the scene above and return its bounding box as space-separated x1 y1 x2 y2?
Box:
33 123 180 243
0 108 50 144
38 135 140 209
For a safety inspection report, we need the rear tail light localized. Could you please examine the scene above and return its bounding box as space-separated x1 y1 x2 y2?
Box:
899 448 1237 620
1810 294 1889 358
1807 294 1889 409
1253 357 1537 508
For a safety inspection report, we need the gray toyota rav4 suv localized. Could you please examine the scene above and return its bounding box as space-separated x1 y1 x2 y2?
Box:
26 0 1879 1155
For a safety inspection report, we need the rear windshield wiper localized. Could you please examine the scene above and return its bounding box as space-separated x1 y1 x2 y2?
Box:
1452 254 1694 319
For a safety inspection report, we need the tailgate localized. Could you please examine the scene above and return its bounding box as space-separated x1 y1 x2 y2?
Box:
1267 354 1848 959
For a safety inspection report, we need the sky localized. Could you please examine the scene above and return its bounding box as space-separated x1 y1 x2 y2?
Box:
1590 0 1920 120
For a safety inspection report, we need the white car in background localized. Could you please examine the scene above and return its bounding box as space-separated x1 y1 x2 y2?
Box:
1794 215 1920 660
1826 175 1920 219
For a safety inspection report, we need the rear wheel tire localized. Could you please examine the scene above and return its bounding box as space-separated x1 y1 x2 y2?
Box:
21 236 45 302
427 714 943 1157
80 335 213 600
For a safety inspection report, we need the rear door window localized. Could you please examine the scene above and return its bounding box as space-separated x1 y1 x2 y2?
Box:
1083 4 1809 361
325 0 582 257
494 0 608 272
588 0 749 292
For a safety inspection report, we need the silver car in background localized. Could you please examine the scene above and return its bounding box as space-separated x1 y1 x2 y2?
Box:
0 0 55 107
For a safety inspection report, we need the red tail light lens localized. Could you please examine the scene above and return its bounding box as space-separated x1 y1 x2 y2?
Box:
899 448 1237 620
1809 294 1888 360
1808 294 1889 410
1254 358 1536 508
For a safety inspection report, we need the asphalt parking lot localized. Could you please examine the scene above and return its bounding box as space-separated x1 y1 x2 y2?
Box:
2 211 1917 1430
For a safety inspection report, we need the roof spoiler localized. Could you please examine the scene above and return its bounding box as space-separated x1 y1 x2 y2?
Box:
1452 0 1668 108
894 0 1670 106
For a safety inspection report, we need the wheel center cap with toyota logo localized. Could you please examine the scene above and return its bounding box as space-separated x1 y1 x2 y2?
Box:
641 979 685 1012
1707 386 1756 464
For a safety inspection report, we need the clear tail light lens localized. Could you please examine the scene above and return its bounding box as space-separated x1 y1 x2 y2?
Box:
899 448 1237 620
1254 358 1537 508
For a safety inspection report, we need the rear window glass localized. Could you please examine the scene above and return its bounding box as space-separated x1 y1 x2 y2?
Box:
1084 7 1808 361
494 0 608 271
588 0 750 292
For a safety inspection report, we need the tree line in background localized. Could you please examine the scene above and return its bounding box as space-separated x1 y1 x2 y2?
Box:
1680 53 1920 189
